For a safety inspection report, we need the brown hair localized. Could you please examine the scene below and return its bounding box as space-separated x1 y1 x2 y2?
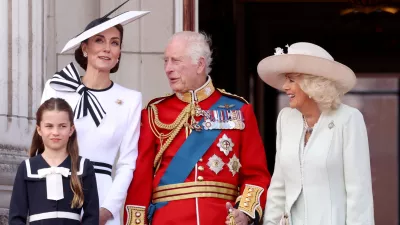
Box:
75 22 124 73
30 98 84 208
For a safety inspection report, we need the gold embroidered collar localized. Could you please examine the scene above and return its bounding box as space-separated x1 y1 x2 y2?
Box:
176 76 215 103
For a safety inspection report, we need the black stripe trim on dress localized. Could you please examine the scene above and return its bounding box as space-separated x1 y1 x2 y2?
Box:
94 169 112 176
92 161 113 169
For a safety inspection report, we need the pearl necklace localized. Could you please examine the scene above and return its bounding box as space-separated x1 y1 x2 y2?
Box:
303 116 313 133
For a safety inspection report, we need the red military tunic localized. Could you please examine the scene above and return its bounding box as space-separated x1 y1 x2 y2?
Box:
124 78 271 225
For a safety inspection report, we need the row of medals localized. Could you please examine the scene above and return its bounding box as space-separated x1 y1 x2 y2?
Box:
189 106 246 131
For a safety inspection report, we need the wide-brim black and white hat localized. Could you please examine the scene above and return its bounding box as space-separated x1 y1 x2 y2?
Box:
60 0 149 53
257 42 356 93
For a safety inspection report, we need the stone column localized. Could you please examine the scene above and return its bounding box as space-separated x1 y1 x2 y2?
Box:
0 0 44 221
11 0 29 129
0 0 8 131
31 0 44 117
0 0 11 222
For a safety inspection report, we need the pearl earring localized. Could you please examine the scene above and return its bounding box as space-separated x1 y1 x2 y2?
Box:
83 52 87 57
309 95 312 99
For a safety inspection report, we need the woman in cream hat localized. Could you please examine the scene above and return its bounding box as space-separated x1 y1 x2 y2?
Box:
258 42 374 225
40 1 149 224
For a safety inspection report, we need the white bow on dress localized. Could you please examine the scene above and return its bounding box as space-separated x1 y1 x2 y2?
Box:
38 167 70 201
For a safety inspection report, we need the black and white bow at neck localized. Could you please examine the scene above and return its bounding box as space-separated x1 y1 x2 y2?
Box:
49 62 107 127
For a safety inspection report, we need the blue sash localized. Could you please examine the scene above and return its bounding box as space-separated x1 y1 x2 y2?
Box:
147 95 244 222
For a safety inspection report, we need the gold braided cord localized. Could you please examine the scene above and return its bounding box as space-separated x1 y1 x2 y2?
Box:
154 118 187 171
148 104 191 138
151 104 190 130
148 104 194 170
148 108 175 139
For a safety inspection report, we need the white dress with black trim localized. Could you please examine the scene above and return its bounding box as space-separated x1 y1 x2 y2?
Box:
40 63 142 225
8 155 99 225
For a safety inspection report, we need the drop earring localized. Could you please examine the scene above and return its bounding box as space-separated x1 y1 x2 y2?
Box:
83 52 87 57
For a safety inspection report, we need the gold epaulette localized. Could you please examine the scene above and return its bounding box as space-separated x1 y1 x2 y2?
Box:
145 93 175 109
217 88 249 104
125 205 146 225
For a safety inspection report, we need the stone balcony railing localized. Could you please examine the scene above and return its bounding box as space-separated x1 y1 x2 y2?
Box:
0 144 29 223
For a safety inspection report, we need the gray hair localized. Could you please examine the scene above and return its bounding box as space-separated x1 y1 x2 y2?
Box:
169 31 213 75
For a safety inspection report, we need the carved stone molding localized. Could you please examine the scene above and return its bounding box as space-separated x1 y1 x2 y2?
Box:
0 144 27 210
0 208 8 225
0 144 27 186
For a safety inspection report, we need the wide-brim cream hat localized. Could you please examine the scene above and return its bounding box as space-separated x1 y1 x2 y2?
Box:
60 0 149 53
257 42 356 93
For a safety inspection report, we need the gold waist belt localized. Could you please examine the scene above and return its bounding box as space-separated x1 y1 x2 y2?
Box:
152 181 239 203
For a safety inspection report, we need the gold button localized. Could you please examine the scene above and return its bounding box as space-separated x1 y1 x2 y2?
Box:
245 197 250 201
135 219 141 224
198 166 204 171
199 158 203 162
198 176 204 181
135 212 141 217
248 188 253 192
244 202 249 207
247 193 252 197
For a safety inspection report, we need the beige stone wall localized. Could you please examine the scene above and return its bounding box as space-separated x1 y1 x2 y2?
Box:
48 0 173 105
0 0 176 223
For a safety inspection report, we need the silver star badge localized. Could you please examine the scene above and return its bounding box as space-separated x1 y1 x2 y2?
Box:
217 134 234 156
207 154 224 174
227 154 241 176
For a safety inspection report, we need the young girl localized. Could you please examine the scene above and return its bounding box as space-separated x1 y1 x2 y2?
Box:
8 98 99 225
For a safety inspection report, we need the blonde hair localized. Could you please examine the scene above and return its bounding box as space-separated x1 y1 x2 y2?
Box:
298 74 343 112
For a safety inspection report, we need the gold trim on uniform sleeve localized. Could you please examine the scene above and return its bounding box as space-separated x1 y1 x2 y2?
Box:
125 205 145 225
235 195 242 204
238 184 264 219
256 206 263 220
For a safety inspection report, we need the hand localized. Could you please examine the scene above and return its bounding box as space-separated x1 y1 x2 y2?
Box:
99 208 113 225
225 202 252 225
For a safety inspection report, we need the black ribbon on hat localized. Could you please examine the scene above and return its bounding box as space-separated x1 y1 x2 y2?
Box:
50 63 106 127
74 0 131 38
102 0 130 19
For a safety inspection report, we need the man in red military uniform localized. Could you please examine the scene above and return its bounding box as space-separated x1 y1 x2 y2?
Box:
124 31 271 225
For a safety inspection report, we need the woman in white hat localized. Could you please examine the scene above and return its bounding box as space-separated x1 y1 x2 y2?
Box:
40 1 149 224
258 42 374 225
